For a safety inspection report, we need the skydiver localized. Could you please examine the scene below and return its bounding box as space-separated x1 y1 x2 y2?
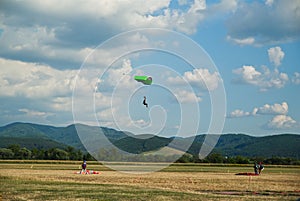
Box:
143 96 148 108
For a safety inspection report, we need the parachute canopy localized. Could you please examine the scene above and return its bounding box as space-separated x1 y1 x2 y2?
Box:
134 75 152 85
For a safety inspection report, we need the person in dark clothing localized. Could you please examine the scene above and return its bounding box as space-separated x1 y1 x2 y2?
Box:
80 160 87 174
258 162 264 174
253 162 259 175
143 96 148 108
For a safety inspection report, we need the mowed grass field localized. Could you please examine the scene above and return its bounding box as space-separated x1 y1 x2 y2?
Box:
0 161 299 201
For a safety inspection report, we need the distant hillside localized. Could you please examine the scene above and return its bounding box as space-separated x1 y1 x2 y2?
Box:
215 134 300 158
185 134 300 158
0 122 299 159
113 135 172 154
0 122 131 152
0 123 67 150
0 137 67 150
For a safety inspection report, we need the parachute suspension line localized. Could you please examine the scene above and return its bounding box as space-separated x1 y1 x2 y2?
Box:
134 75 152 108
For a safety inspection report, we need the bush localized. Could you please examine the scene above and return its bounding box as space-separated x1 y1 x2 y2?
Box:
0 148 14 159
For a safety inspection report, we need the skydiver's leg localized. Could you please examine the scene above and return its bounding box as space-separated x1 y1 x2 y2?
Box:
143 96 149 108
143 100 147 107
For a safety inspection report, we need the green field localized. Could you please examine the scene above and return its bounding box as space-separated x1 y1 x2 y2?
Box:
0 160 299 200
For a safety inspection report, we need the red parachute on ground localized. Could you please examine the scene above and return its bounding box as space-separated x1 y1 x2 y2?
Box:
74 170 101 175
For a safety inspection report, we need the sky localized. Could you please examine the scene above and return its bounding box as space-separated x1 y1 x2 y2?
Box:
0 0 299 137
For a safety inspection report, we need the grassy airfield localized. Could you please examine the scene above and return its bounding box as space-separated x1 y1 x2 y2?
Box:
0 160 299 201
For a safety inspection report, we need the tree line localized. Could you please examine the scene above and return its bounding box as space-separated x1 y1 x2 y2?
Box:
0 144 94 161
177 152 300 165
96 148 300 165
0 145 299 165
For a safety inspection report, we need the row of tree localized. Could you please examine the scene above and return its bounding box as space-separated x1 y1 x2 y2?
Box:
0 144 94 161
0 145 299 165
177 152 300 165
95 148 300 165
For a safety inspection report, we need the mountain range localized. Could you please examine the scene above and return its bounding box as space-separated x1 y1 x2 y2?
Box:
0 122 299 159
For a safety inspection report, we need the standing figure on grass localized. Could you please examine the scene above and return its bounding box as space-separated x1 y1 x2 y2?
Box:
258 162 264 174
253 162 259 175
80 160 87 174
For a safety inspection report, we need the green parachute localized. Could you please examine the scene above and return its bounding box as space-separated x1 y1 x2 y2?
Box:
134 75 152 85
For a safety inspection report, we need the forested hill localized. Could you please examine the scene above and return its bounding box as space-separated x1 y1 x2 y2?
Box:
0 122 299 159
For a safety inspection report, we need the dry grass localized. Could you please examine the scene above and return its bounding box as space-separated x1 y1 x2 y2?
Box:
0 162 299 200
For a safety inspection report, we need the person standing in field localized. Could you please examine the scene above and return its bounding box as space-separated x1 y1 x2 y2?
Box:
258 162 264 174
80 160 87 174
253 162 259 175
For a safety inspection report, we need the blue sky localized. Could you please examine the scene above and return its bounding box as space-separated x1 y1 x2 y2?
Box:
0 0 299 137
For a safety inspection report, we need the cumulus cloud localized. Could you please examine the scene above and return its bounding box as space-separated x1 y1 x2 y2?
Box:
292 72 300 84
96 59 139 94
232 65 289 91
254 102 288 115
227 109 250 118
226 36 255 46
0 58 77 98
0 57 152 128
168 68 221 91
0 58 103 125
18 108 50 117
178 0 189 6
0 0 239 69
268 46 285 67
229 102 289 118
228 102 298 130
173 90 202 103
232 65 261 85
96 107 116 123
267 115 297 129
226 0 300 45
265 0 274 6
131 119 150 128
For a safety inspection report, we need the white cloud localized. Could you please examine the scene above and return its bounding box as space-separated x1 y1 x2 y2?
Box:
107 59 137 89
233 65 261 85
0 0 242 69
173 90 202 103
6 108 55 125
265 0 274 6
229 102 289 118
19 108 50 117
0 58 78 98
178 0 188 6
267 115 297 129
0 23 93 69
95 59 140 97
0 22 152 70
227 0 300 45
50 97 72 112
96 107 116 122
254 102 288 115
131 119 150 128
226 36 255 46
228 102 289 118
227 109 250 118
233 65 289 91
268 46 285 67
0 58 105 125
168 68 221 91
292 72 300 84
74 59 141 128
228 102 298 130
